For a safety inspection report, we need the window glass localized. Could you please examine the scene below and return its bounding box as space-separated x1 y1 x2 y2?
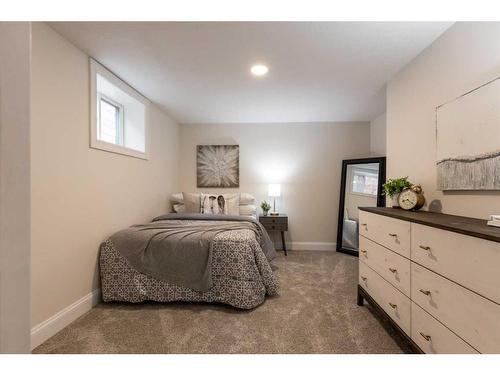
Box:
98 97 121 144
352 169 378 196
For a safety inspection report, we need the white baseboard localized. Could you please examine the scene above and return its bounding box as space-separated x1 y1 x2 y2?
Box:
280 242 336 251
31 289 101 350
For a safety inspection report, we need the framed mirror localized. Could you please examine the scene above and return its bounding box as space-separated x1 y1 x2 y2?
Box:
336 157 386 256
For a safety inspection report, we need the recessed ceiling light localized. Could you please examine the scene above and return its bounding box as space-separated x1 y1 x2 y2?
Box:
250 64 269 76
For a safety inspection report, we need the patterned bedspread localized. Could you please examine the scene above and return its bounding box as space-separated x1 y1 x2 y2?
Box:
100 227 279 309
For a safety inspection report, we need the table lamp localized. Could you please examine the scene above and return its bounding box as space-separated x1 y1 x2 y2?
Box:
268 184 281 216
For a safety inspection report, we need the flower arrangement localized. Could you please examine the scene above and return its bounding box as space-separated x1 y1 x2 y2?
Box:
383 177 413 197
260 201 271 216
383 177 413 208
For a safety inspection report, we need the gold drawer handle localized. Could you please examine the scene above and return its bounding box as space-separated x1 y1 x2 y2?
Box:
419 245 431 251
360 250 367 254
419 332 431 341
419 289 431 296
361 223 367 227
388 268 397 273
388 302 397 309
361 276 367 281
388 233 398 237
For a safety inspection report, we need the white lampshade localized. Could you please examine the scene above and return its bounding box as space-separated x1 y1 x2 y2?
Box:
268 184 281 197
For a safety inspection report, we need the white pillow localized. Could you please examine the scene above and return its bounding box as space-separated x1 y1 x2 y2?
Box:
239 193 256 205
173 203 185 213
170 192 184 204
201 193 240 215
239 204 257 217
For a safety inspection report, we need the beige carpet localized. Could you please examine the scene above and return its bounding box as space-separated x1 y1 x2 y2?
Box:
33 250 411 354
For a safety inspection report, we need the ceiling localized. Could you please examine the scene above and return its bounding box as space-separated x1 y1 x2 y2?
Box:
49 22 452 124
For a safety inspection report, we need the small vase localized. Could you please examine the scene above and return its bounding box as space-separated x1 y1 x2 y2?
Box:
263 210 269 216
391 194 400 208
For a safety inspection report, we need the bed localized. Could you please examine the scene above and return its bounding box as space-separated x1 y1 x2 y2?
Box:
100 207 279 309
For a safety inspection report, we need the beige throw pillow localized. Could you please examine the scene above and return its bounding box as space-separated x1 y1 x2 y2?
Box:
182 192 201 213
224 194 240 215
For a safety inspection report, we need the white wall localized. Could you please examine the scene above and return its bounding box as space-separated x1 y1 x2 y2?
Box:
370 112 386 156
179 122 371 249
30 23 180 336
0 22 32 353
387 22 500 218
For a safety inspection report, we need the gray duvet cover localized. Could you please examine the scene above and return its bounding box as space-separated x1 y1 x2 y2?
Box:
105 213 276 292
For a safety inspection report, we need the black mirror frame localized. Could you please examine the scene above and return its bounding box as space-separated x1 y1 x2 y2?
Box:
336 156 386 257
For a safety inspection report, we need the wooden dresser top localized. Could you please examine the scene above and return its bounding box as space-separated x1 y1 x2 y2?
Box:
359 207 500 244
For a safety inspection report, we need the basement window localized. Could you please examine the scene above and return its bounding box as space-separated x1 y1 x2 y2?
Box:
90 59 149 159
351 168 378 196
98 94 124 145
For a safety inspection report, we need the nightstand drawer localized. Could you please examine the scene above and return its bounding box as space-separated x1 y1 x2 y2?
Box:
261 222 287 231
259 217 288 231
262 223 288 230
259 216 286 224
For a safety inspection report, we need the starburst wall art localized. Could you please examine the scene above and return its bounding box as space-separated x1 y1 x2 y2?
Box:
196 145 239 188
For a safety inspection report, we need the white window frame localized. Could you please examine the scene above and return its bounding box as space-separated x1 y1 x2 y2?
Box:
90 58 150 160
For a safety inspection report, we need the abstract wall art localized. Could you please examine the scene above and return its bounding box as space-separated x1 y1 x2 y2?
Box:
436 77 500 190
197 145 239 188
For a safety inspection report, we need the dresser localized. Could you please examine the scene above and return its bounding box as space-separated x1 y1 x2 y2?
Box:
358 207 500 354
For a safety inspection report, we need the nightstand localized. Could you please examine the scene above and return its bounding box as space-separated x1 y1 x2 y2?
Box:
259 214 288 256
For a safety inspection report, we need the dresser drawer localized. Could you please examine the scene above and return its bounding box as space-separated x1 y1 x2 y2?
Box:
411 223 500 304
412 302 478 354
359 236 410 297
359 261 411 335
411 263 500 353
359 211 410 258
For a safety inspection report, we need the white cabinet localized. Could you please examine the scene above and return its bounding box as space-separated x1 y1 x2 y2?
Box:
358 208 500 354
359 261 411 335
412 262 500 353
411 302 478 354
359 235 410 296
411 223 500 304
359 210 411 258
